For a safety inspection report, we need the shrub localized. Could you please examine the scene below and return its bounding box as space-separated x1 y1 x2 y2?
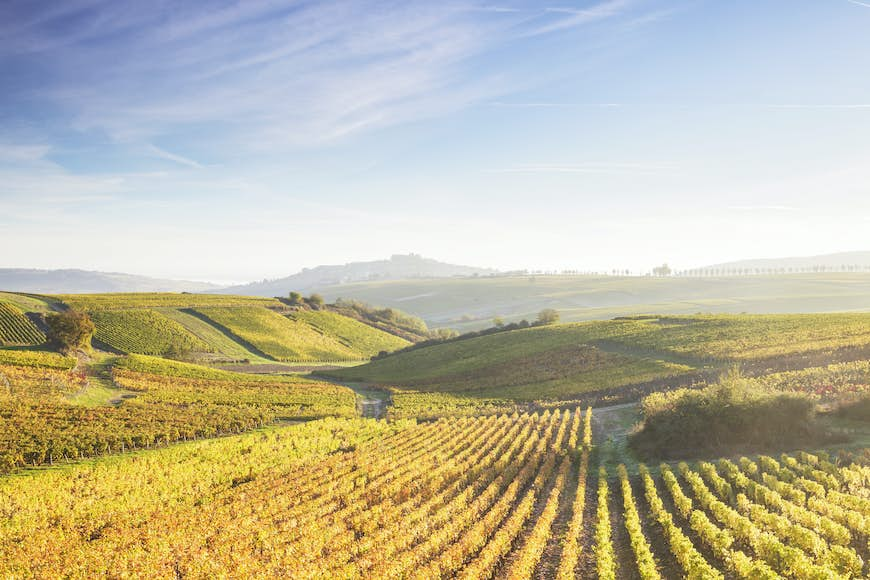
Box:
630 369 822 458
45 310 95 353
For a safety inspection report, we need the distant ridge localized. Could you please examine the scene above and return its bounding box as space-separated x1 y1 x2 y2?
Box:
0 268 219 294
700 251 870 273
215 254 497 297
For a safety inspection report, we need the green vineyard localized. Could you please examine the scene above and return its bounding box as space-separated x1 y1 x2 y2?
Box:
90 309 213 355
288 309 410 357
1 409 867 577
0 301 44 346
193 306 367 362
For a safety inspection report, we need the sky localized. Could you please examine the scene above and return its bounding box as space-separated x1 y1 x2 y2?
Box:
1 0 869 283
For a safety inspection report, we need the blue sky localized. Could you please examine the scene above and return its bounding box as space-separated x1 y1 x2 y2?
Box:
1 0 869 282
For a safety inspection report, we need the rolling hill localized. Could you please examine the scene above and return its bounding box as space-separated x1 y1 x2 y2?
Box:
0 268 219 294
703 250 870 273
327 313 870 415
0 292 411 364
307 272 870 332
215 253 496 296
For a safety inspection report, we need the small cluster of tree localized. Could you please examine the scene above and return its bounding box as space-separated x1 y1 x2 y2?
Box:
286 292 325 309
629 369 832 459
45 310 94 354
678 264 870 277
329 298 431 341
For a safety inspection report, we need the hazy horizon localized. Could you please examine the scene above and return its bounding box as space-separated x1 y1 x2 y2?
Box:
3 1 869 281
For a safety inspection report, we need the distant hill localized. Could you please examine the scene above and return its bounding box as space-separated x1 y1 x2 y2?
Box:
307 272 870 332
701 251 870 273
0 269 219 294
216 254 497 297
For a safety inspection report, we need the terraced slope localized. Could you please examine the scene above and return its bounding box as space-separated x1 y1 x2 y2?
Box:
90 309 212 355
194 306 363 362
0 301 44 346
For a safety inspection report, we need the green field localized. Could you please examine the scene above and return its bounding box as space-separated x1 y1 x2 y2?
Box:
288 309 410 357
193 306 364 362
157 308 273 362
313 273 870 331
90 309 213 355
0 301 44 346
57 292 281 311
329 314 870 411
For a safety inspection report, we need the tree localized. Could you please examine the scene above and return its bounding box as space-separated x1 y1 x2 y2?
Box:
45 310 95 353
652 263 672 277
536 308 560 325
493 316 505 328
306 293 325 309
287 291 303 305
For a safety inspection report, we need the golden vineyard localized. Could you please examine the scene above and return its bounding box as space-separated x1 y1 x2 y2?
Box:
2 409 868 578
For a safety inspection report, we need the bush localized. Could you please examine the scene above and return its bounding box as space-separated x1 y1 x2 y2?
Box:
536 309 560 325
630 369 822 458
833 392 870 421
45 310 95 353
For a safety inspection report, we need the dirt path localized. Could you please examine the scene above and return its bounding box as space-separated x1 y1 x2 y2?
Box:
70 354 136 406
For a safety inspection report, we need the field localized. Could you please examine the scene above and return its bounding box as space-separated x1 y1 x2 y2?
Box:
0 292 414 365
0 289 869 578
2 408 868 578
0 353 356 473
288 309 410 357
57 292 281 311
157 307 275 363
0 301 44 346
313 273 870 331
328 314 870 416
90 309 213 355
193 306 367 362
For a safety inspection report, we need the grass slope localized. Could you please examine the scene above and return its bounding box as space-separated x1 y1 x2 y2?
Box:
194 306 362 362
289 310 410 357
330 313 870 406
90 309 212 355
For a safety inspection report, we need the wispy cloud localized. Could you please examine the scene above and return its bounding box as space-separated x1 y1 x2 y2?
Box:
3 1 654 153
493 162 675 174
489 101 624 108
147 145 203 169
847 0 870 8
526 0 633 36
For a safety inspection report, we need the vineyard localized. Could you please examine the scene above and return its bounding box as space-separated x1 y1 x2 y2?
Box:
193 306 368 362
1 408 868 578
0 354 356 473
56 292 281 311
328 314 870 410
288 309 410 357
90 309 213 355
0 301 44 346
